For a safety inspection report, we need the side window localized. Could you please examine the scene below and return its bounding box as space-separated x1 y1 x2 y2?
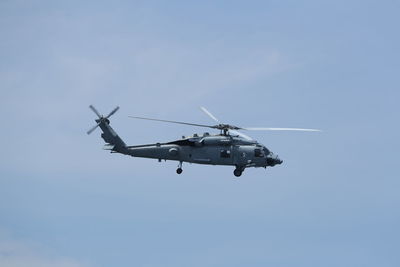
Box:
220 149 231 158
254 148 264 157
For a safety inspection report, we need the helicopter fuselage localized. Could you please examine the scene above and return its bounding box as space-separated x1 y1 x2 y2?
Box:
117 133 282 170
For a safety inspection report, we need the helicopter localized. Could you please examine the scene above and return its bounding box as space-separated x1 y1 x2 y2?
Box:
87 105 320 177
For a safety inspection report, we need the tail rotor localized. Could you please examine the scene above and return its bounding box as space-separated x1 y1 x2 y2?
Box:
89 105 102 119
87 105 120 135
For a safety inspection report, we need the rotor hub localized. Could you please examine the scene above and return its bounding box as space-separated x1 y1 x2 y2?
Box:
213 124 241 131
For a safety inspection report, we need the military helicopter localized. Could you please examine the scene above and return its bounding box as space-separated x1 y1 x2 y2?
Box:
87 105 320 177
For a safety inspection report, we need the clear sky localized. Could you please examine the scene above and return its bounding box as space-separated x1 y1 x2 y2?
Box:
1 1 399 266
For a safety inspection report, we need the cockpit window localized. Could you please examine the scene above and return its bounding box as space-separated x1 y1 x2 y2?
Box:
254 148 265 157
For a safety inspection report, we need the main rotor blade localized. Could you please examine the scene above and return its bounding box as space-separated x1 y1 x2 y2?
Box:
128 116 215 129
87 123 101 135
106 106 120 119
200 107 220 123
243 127 322 132
89 105 102 118
229 130 253 140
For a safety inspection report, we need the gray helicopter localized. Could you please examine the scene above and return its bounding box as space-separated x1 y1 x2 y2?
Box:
87 105 320 177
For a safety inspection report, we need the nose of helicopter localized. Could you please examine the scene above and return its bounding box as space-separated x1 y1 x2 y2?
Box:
266 154 283 166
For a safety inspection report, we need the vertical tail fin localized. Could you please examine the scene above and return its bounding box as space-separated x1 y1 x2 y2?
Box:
98 119 126 150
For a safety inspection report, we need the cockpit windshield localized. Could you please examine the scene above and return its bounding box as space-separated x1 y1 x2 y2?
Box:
254 148 265 157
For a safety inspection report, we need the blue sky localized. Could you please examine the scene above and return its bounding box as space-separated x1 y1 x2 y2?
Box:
1 1 399 266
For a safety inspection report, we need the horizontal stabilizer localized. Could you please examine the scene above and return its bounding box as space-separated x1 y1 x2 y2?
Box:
103 144 115 150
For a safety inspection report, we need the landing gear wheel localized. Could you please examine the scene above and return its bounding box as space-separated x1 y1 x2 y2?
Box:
176 168 183 174
233 169 242 177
